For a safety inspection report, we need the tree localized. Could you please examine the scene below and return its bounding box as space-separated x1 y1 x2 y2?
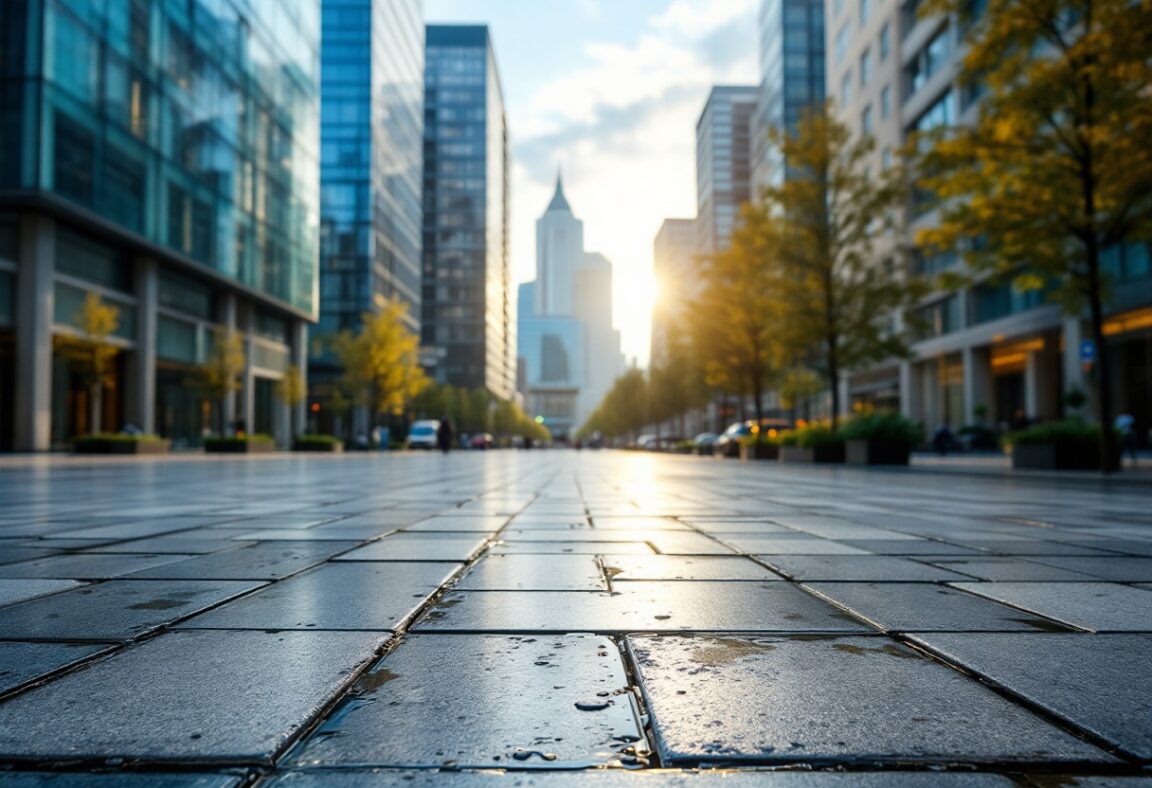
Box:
760 104 926 428
275 364 307 438
580 368 650 441
650 323 710 437
333 298 430 424
57 292 120 434
916 0 1152 470
199 327 246 435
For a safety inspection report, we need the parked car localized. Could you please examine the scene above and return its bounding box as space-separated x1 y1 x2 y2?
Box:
693 432 719 455
714 419 792 457
636 434 659 450
469 433 494 449
406 420 440 449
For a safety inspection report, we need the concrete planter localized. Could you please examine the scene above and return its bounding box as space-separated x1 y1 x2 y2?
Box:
779 444 845 464
845 439 912 466
292 440 344 453
739 443 779 461
73 438 171 455
1012 441 1117 471
204 439 277 454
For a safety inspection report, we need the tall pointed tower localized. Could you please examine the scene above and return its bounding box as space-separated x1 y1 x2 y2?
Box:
534 173 585 316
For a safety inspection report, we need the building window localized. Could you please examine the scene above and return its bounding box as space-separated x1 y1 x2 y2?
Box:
840 71 853 106
835 24 849 63
881 84 892 118
835 0 846 15
860 49 872 86
882 146 893 169
879 22 890 61
860 0 871 26
862 105 874 135
906 28 951 98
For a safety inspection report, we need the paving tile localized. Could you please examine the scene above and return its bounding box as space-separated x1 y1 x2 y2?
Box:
945 541 1115 557
759 556 970 582
729 537 871 555
838 540 982 556
88 536 259 554
0 546 63 566
455 554 606 590
591 517 692 530
286 634 643 769
919 558 1101 581
1016 557 1152 582
402 516 509 532
0 580 264 641
803 583 1074 632
950 583 1152 632
414 583 868 634
603 556 780 582
263 770 1018 786
909 633 1152 760
334 534 489 562
41 521 218 541
125 542 358 580
0 642 110 695
628 634 1114 765
0 553 193 579
0 578 84 607
0 774 242 787
224 527 393 541
177 562 458 630
491 541 656 555
0 630 386 764
499 529 657 542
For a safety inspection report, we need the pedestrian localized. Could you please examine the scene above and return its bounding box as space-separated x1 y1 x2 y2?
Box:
932 423 954 456
436 417 454 454
1115 413 1137 466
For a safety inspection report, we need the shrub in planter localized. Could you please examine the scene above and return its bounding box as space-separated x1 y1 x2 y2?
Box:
292 434 344 453
737 436 779 461
1004 420 1118 470
841 412 921 465
204 434 277 453
779 424 845 463
73 433 171 455
958 423 999 451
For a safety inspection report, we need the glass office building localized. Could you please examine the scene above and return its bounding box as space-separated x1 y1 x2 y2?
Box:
422 25 515 400
0 0 321 450
696 85 757 255
310 0 424 431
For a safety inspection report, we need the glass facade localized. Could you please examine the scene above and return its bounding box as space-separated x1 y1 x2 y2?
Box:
753 0 826 190
421 25 514 399
1 0 321 315
317 0 424 344
697 85 757 254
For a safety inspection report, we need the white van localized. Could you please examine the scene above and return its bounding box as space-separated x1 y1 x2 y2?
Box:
406 420 440 449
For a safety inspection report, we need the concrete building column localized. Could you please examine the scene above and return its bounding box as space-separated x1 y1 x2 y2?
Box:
1035 338 1061 420
239 307 255 435
130 258 158 434
899 361 919 421
836 377 851 420
292 320 308 439
922 359 940 428
962 345 992 423
219 292 238 432
14 214 55 451
1062 317 1087 413
1024 350 1040 419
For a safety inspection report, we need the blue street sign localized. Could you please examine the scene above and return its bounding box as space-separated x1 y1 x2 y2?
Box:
1080 339 1096 362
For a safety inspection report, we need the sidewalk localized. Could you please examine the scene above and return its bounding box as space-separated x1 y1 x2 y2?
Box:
0 451 1149 785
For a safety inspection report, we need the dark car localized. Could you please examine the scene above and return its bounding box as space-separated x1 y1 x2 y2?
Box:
714 419 792 457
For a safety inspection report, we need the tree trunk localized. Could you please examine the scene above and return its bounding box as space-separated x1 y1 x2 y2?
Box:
89 383 102 435
1086 242 1118 472
827 340 841 431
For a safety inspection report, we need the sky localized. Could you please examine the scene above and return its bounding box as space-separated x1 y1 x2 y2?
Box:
425 0 760 368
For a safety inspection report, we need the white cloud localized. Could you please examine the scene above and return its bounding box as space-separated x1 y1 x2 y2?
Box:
652 0 759 37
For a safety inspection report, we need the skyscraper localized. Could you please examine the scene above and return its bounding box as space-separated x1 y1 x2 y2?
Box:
311 0 425 426
421 24 515 400
0 0 322 450
650 218 697 368
696 86 758 255
752 0 826 191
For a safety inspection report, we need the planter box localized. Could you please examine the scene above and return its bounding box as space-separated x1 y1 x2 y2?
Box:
739 443 779 461
204 439 277 454
1012 441 1118 471
779 444 846 464
73 438 171 455
292 440 344 453
846 438 912 466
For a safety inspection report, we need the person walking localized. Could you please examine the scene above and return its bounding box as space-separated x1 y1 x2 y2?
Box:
436 418 454 454
1115 413 1137 467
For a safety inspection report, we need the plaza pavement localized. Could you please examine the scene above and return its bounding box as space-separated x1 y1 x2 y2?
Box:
0 450 1149 786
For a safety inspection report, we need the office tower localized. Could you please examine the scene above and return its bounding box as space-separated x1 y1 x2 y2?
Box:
311 0 425 425
0 0 322 450
752 0 826 191
421 24 515 400
695 86 758 255
650 218 697 368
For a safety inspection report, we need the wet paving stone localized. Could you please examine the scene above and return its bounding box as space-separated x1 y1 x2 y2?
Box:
628 634 1115 766
286 634 644 769
949 583 1152 632
0 774 242 787
734 537 871 555
0 580 265 641
591 517 693 530
0 578 83 607
1016 557 1152 582
944 541 1115 557
125 542 358 580
0 630 387 764
413 583 868 633
602 556 780 581
334 534 490 562
0 553 194 579
908 633 1152 760
0 642 110 695
0 546 63 566
456 554 606 590
759 556 970 582
402 516 510 532
223 527 396 541
916 558 1101 582
262 769 1020 786
176 562 460 631
837 540 982 556
803 583 1074 632
490 541 655 555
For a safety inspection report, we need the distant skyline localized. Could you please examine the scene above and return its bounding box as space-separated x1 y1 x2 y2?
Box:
425 0 759 368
